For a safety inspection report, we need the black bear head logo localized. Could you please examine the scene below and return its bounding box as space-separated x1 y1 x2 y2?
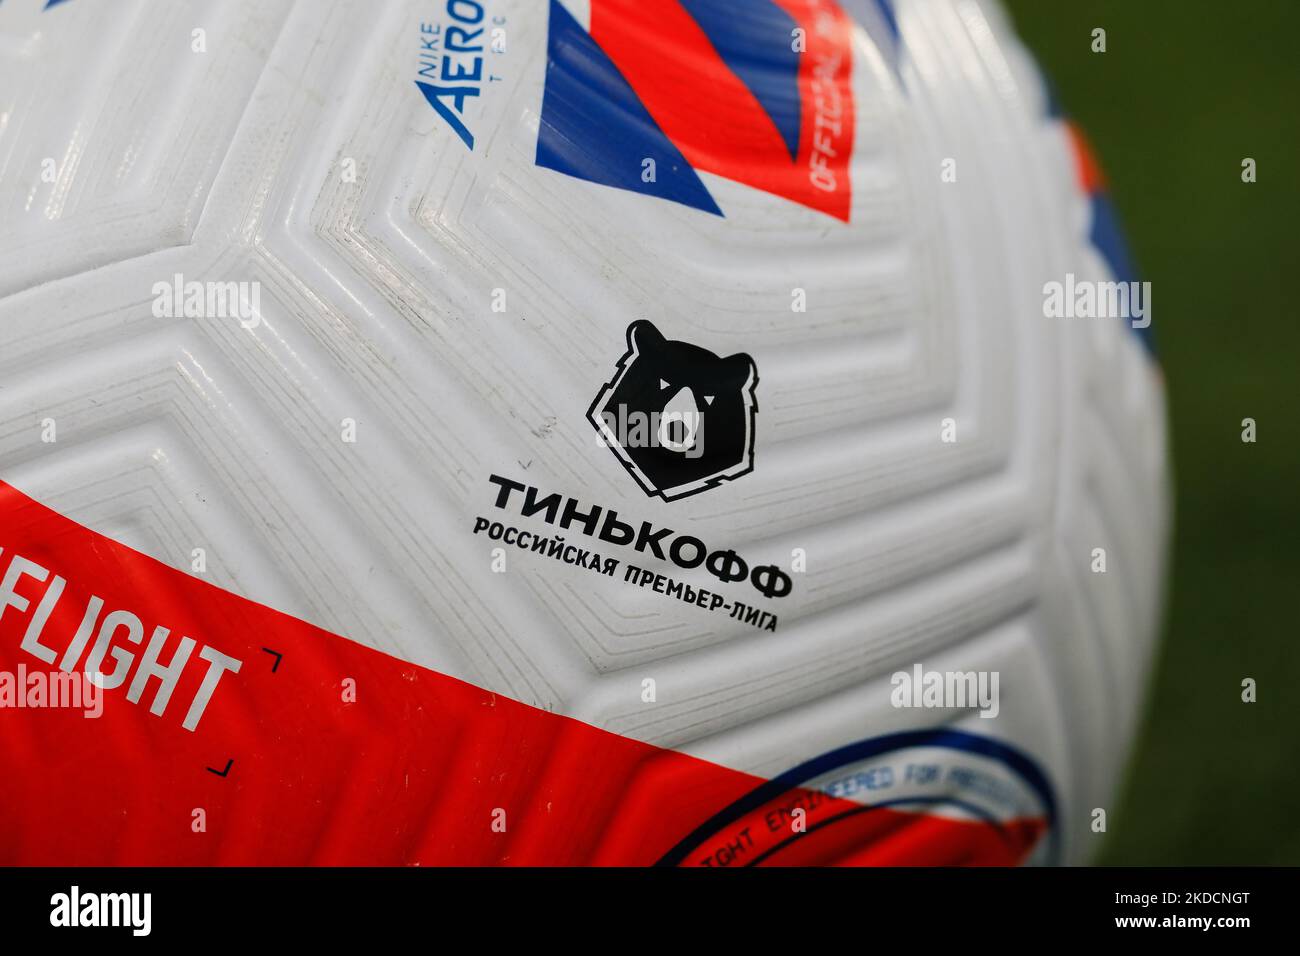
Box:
589 320 758 501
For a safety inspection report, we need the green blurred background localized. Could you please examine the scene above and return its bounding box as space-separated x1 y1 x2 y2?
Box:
1002 0 1300 864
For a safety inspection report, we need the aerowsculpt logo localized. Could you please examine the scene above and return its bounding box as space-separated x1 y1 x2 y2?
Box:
589 321 758 502
414 0 506 150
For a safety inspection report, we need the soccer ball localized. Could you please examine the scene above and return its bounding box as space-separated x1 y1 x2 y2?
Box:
0 0 1167 865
